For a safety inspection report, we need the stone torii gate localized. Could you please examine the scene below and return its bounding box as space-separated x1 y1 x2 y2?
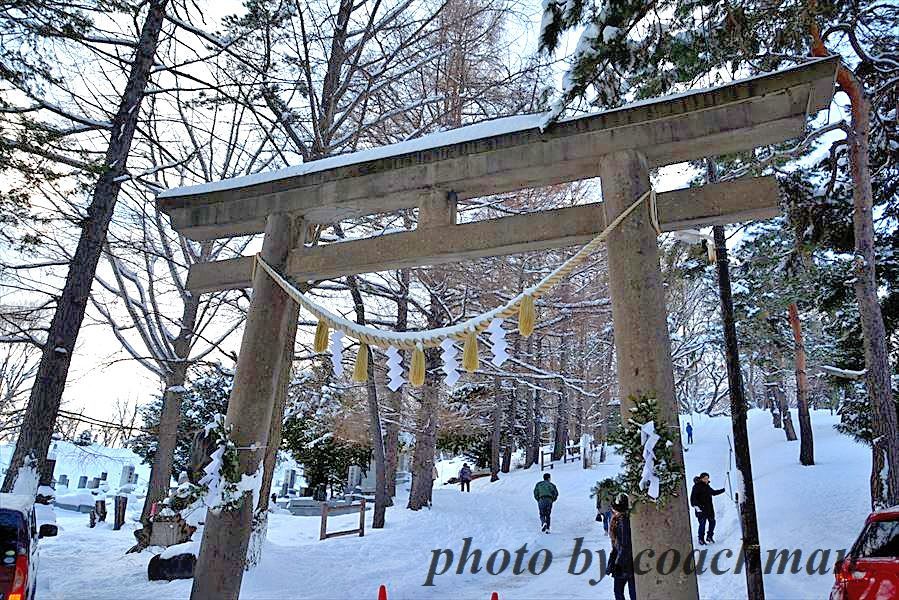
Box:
157 57 837 600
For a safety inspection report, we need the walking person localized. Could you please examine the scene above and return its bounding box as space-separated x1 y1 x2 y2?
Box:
533 473 559 533
458 463 472 492
690 472 726 544
428 464 439 507
608 494 636 600
594 479 614 536
685 422 694 444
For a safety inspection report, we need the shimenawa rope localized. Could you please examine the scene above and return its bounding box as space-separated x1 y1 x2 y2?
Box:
253 187 659 353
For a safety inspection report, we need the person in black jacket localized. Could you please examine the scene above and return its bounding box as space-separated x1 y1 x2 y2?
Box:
608 494 636 600
690 472 725 544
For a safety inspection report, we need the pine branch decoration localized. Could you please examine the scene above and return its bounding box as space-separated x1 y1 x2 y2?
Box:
607 395 683 507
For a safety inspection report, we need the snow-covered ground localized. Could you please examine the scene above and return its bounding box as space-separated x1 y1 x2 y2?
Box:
35 409 870 599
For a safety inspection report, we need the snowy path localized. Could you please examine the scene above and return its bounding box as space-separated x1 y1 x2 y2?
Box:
37 410 871 599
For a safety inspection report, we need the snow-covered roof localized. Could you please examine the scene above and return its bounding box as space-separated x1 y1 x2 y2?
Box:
0 493 34 515
159 57 837 203
159 114 543 199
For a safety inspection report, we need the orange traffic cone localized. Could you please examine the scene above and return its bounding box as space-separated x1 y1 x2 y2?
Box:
378 584 387 600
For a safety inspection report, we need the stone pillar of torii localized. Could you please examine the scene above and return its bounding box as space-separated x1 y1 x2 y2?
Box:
156 57 838 600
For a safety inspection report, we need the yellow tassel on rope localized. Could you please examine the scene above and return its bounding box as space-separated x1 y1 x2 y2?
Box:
519 295 536 338
313 320 329 353
462 330 479 373
410 345 426 387
352 343 369 383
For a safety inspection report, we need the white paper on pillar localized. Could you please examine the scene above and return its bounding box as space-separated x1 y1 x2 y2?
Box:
440 338 460 387
386 346 405 391
330 331 344 377
638 420 661 499
486 318 508 367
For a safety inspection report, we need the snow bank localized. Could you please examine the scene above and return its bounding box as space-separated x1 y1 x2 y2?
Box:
0 493 35 514
159 541 200 560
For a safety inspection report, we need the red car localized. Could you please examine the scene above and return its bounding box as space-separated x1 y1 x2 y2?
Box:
0 494 57 600
831 506 899 600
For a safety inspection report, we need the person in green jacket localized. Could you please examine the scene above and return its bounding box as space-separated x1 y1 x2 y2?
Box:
533 473 559 533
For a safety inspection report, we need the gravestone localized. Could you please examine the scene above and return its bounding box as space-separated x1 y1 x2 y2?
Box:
347 465 362 490
95 499 107 522
88 477 99 489
78 475 88 489
131 473 139 485
59 474 69 488
120 465 135 487
39 457 56 489
100 472 107 481
279 479 288 498
113 496 128 531
288 469 297 492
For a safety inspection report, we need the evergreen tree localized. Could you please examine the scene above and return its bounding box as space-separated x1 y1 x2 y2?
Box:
129 365 231 481
279 369 370 494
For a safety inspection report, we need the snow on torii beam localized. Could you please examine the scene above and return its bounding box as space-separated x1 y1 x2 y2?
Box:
157 57 838 293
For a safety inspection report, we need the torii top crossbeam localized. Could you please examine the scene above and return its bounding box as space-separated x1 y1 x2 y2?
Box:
157 57 837 292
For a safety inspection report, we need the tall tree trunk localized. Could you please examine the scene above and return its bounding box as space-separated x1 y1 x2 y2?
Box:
778 380 798 442
529 337 543 465
384 267 409 500
347 275 388 527
552 338 569 461
383 387 402 501
522 379 534 470
2 0 170 493
363 350 389 526
712 210 765 599
810 5 899 509
133 293 201 550
597 346 613 463
407 292 442 510
500 337 520 474
788 303 815 466
745 361 757 407
407 357 439 509
144 367 187 517
490 376 502 481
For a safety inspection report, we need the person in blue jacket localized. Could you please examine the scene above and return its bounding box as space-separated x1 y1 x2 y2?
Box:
458 464 472 492
685 422 694 444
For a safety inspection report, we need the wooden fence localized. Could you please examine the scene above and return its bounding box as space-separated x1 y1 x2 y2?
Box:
319 499 366 541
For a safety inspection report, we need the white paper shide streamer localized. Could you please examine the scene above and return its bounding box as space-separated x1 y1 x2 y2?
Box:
638 421 661 499
439 339 460 387
330 330 344 377
487 318 508 367
386 346 405 392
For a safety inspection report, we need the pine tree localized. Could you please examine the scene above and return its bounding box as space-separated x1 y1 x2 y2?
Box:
1 0 171 492
129 365 232 482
